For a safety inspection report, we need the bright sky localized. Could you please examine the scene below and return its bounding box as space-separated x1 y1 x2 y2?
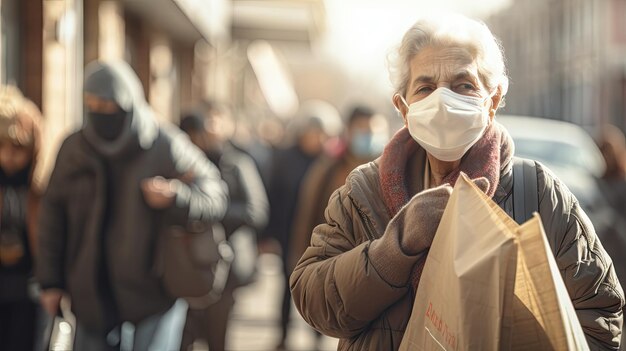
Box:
320 0 512 97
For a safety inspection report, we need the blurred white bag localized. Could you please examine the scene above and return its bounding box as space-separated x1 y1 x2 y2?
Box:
43 298 75 351
399 173 589 351
229 225 259 287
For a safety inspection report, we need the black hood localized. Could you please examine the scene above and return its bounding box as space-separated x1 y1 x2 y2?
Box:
82 61 158 157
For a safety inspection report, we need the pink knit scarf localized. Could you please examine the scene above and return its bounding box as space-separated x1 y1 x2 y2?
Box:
378 122 513 291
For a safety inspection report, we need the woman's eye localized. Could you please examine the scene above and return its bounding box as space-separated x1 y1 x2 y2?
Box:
415 86 434 94
456 83 477 91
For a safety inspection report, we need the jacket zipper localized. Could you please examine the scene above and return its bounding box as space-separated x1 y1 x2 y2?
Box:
350 196 377 242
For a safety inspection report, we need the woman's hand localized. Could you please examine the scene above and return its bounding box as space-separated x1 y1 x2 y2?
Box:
399 177 489 255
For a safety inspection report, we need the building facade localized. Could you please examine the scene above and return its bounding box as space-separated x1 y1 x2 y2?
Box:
0 0 230 183
488 0 626 129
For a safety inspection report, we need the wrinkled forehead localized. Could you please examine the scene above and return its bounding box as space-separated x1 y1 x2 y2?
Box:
408 45 481 85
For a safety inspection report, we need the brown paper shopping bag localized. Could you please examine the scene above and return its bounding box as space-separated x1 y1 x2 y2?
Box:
399 173 519 350
507 215 589 350
399 173 588 351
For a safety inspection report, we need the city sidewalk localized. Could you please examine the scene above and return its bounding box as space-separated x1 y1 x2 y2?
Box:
224 254 339 351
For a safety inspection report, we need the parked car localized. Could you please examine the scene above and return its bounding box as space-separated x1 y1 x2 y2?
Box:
497 115 607 222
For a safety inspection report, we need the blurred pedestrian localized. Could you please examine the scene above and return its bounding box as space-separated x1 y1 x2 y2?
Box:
290 105 389 273
244 116 286 192
36 61 228 350
290 13 623 350
597 125 626 220
262 100 341 350
287 105 389 350
596 124 626 347
179 102 269 351
0 85 43 351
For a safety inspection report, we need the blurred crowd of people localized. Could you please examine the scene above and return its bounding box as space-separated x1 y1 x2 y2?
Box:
0 59 392 351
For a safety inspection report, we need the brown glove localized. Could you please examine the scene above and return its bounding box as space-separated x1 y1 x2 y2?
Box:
406 177 490 291
369 177 489 287
400 177 489 255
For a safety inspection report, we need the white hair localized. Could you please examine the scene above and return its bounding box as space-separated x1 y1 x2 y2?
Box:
388 13 509 101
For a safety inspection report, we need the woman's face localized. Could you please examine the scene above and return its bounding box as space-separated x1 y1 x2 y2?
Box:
0 140 32 176
394 45 501 126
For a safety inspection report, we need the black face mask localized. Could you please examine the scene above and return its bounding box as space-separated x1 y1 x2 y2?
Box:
88 111 128 141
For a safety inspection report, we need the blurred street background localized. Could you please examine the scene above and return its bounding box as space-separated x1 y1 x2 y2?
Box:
6 0 625 175
1 0 626 350
225 254 338 351
4 0 626 199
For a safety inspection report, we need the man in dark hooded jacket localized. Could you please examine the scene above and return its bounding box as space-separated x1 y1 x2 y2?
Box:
36 61 228 350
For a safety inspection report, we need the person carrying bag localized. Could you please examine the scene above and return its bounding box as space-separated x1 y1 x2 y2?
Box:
399 173 589 350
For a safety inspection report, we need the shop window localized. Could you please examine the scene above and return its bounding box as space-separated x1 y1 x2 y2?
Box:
1 0 20 86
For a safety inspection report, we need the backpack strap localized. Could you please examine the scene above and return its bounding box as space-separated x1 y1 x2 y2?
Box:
512 157 539 224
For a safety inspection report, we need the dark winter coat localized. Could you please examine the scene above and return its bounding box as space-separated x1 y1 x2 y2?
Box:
214 142 268 237
36 61 228 332
263 145 318 253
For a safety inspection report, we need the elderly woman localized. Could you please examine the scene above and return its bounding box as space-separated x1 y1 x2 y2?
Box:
290 14 624 350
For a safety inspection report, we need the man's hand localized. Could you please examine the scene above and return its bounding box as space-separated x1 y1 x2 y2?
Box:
141 176 177 209
258 238 282 256
40 288 63 316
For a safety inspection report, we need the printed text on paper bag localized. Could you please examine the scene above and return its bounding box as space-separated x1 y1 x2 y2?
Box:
425 302 457 349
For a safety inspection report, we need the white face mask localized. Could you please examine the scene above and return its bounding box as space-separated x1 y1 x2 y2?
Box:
400 87 491 162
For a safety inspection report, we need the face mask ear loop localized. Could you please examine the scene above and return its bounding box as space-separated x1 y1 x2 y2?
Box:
398 94 410 109
485 85 502 104
484 88 499 116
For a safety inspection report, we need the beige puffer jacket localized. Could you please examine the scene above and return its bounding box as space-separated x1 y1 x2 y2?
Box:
290 136 624 350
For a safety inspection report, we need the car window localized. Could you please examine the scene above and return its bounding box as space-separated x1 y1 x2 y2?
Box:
514 139 585 170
